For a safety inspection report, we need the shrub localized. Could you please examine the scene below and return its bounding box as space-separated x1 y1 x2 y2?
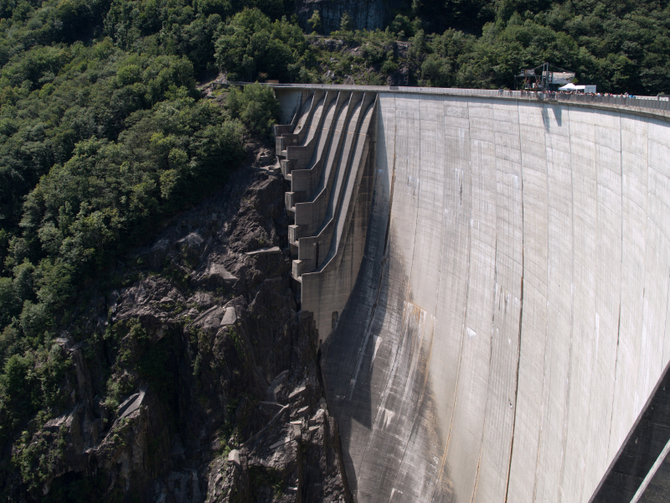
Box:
226 83 279 138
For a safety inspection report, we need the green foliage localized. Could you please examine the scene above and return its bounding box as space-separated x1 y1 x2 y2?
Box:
0 76 246 354
0 277 20 327
20 300 51 342
0 325 22 368
0 45 199 255
307 9 321 34
389 14 421 39
397 0 670 93
214 7 307 82
104 318 176 408
0 353 37 425
0 0 270 463
226 83 279 138
274 0 670 94
339 11 352 32
12 426 67 492
0 343 69 439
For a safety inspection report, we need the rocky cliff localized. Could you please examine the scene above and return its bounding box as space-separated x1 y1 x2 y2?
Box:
295 0 405 34
1 150 349 502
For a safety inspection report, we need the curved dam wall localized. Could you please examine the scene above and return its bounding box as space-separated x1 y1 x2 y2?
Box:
275 86 670 502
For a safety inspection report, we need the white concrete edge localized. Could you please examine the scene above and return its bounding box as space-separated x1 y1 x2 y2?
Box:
629 437 670 503
259 82 670 121
588 357 670 502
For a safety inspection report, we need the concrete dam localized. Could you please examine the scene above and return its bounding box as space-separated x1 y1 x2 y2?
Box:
273 85 670 503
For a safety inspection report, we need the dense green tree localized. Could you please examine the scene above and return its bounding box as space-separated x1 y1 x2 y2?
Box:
226 82 279 137
0 277 20 328
308 9 321 34
214 8 306 82
339 11 352 32
0 0 259 456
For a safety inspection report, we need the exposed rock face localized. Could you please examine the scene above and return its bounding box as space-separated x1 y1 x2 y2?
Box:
305 37 412 86
205 364 348 503
6 160 349 502
295 0 404 34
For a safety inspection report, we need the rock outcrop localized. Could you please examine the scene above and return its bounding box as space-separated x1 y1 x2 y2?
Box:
295 0 405 34
4 155 349 502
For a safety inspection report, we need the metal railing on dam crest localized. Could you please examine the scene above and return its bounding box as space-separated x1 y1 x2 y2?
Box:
272 84 670 503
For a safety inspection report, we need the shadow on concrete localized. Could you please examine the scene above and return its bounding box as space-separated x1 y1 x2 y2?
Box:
319 99 455 500
319 180 390 496
542 104 562 130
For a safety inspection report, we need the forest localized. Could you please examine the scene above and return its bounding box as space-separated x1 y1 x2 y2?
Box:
0 0 668 498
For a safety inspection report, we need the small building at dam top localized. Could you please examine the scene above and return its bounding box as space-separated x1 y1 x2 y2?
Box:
271 83 670 503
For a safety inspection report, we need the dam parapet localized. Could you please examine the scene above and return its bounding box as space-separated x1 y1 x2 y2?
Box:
269 82 670 120
275 90 378 340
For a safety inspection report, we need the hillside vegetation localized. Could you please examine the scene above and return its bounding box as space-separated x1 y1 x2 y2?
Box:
0 0 668 499
210 0 670 93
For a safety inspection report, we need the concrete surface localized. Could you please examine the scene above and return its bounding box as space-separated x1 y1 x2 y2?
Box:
274 86 670 502
277 90 377 341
